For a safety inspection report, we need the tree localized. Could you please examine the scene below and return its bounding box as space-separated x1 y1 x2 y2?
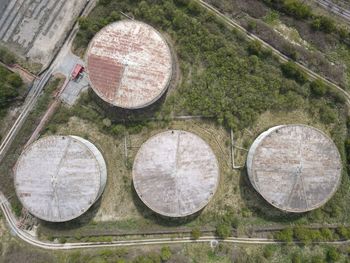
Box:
0 47 16 64
293 226 312 245
336 226 349 239
320 228 333 241
263 245 275 259
216 223 231 239
6 73 23 87
188 0 201 15
326 247 340 262
292 252 302 263
310 79 326 97
281 62 307 84
160 246 172 261
191 227 201 240
320 106 337 124
275 227 293 243
111 124 126 137
283 0 312 19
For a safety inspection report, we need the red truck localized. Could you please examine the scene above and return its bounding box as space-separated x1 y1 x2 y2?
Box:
71 64 84 80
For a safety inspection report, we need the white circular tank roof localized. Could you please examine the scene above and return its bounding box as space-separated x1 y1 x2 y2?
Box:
133 130 220 217
86 20 173 109
247 125 342 213
15 136 107 222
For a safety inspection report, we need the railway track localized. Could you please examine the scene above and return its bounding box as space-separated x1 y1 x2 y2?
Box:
0 69 52 162
315 0 350 22
198 0 350 108
2 192 350 250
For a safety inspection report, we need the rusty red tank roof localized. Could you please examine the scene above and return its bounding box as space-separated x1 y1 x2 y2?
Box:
86 20 173 109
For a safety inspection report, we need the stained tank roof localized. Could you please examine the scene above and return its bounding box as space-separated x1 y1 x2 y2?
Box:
14 136 107 222
132 130 220 217
86 20 173 109
247 125 342 213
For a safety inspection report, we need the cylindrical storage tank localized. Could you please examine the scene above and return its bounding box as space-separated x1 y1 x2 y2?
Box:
86 20 173 109
247 124 342 213
14 136 107 222
133 130 220 217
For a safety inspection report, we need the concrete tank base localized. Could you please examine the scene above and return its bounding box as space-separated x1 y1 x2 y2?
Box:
133 130 220 218
247 125 342 213
14 136 107 222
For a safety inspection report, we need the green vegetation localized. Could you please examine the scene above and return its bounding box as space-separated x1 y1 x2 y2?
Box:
0 65 24 120
0 77 62 210
274 226 350 245
36 0 350 260
160 246 172 261
65 0 349 227
71 0 347 135
0 46 16 65
326 247 340 262
191 227 201 240
262 0 342 37
215 223 231 239
274 227 294 243
281 61 307 84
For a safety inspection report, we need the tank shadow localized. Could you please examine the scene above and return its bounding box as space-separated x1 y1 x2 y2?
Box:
38 196 102 232
239 168 305 223
130 181 201 227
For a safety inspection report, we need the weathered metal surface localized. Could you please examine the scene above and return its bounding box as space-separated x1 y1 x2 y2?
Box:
247 125 342 213
14 136 107 222
86 20 173 109
133 130 220 217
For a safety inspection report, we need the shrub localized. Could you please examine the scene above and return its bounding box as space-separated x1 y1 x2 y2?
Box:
336 226 349 239
310 79 326 97
320 228 333 241
275 227 293 243
248 40 262 56
216 223 231 239
247 20 257 32
0 47 16 64
326 247 340 262
281 62 307 84
12 201 22 217
59 237 67 244
283 0 312 19
320 106 337 124
188 0 201 15
293 226 312 245
311 255 325 263
111 124 126 137
191 227 201 240
6 73 23 87
292 252 302 263
160 246 172 261
312 16 336 34
263 245 275 259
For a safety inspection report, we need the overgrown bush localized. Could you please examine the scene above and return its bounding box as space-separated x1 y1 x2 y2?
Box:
274 227 293 243
160 246 172 261
310 79 326 97
216 223 231 239
191 227 201 240
281 62 307 84
0 47 16 65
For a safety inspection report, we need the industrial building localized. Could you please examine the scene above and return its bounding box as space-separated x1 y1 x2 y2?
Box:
247 125 342 213
14 136 107 222
86 20 173 109
133 130 220 217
